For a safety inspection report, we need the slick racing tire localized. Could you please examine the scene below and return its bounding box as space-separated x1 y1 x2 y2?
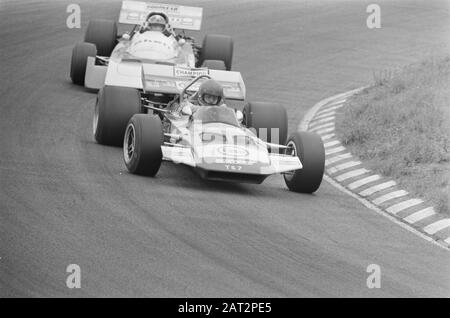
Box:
123 114 163 176
198 34 233 71
94 86 141 146
201 59 227 71
70 42 97 86
84 19 117 57
283 131 325 193
243 102 288 145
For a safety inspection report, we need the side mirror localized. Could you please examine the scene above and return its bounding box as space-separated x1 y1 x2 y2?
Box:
236 110 244 124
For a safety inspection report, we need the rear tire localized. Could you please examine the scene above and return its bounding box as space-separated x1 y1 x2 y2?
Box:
84 19 117 57
201 59 227 71
70 42 97 85
243 102 288 145
283 131 325 193
123 114 163 176
93 86 142 146
198 34 233 71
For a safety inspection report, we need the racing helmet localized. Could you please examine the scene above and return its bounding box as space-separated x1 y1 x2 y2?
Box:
146 13 168 32
198 79 224 106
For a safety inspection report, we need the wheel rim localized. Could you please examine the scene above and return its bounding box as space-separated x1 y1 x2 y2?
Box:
283 140 297 181
93 98 99 137
123 123 135 165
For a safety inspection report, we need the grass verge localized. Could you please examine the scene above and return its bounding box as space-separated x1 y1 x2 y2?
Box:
335 56 450 214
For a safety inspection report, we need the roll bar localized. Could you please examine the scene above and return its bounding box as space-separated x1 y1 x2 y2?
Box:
179 74 212 104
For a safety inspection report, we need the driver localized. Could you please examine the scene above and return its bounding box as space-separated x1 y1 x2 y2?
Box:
192 79 224 107
179 79 225 116
179 79 244 123
141 13 169 33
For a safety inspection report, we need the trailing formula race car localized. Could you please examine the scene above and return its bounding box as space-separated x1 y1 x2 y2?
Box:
70 1 234 87
119 74 325 193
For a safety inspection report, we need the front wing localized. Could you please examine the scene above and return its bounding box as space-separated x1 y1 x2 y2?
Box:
161 145 302 183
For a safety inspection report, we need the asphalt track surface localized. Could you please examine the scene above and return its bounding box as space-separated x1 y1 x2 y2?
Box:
1 0 450 297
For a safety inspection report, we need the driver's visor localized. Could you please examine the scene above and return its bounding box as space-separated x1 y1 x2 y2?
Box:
202 94 221 105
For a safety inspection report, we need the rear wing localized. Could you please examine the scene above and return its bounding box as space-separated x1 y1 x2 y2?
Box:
142 65 246 100
103 61 246 100
119 1 203 31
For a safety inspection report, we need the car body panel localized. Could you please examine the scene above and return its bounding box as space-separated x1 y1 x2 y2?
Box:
161 111 302 183
85 57 108 89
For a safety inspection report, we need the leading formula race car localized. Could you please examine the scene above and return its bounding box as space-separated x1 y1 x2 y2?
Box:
70 1 233 88
120 73 325 193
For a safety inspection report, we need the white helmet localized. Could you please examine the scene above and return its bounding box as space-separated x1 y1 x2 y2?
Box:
146 13 167 32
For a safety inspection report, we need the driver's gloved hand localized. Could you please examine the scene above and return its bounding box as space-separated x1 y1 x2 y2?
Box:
181 104 193 116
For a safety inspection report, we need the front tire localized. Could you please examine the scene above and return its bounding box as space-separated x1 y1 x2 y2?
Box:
283 131 325 193
123 114 163 176
70 42 96 85
94 86 141 146
243 102 288 145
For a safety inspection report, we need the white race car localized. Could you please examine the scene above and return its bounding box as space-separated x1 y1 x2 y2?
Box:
70 1 234 88
121 74 325 193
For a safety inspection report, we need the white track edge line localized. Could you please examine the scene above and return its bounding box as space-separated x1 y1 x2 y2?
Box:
321 175 446 249
298 87 448 251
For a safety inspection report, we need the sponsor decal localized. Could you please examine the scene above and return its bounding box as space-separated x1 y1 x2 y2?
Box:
145 79 176 89
126 12 142 21
218 145 249 157
174 66 209 78
221 82 241 93
215 158 255 165
144 3 181 14
180 18 194 26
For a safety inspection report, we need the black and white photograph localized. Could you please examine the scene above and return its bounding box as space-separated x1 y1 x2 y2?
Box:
1 0 449 302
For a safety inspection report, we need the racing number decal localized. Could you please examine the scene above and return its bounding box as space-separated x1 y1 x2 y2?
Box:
224 165 242 171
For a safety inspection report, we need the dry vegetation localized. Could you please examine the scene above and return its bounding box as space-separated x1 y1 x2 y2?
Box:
335 56 450 214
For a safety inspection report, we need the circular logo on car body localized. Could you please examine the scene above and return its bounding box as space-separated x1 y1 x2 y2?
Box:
218 145 249 157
